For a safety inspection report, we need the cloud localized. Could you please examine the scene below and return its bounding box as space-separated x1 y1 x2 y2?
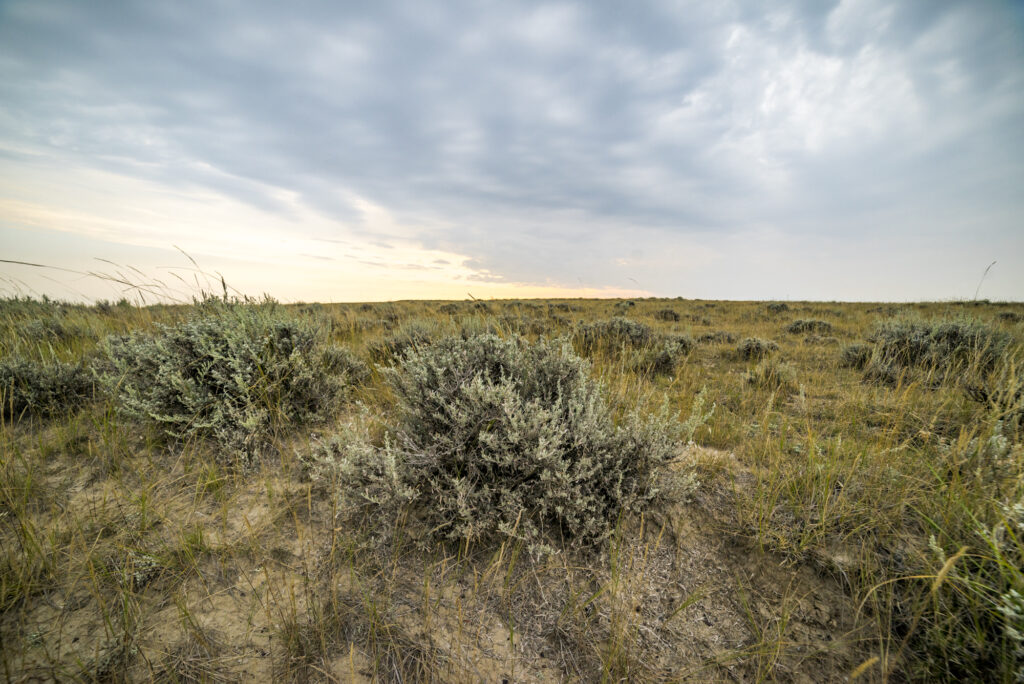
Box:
1 0 1022 300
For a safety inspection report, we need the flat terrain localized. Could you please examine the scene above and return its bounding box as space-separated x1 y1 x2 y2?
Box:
2 296 1022 682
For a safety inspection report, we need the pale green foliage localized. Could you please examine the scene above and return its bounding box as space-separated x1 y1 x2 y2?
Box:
922 423 1024 681
311 334 680 552
994 497 1024 682
839 343 872 370
998 587 1024 681
0 358 93 419
576 318 691 375
575 317 654 355
680 386 715 444
859 317 1016 394
697 330 736 344
321 345 372 385
630 335 693 377
868 316 1011 376
786 319 833 335
100 297 345 462
737 337 779 360
304 409 416 520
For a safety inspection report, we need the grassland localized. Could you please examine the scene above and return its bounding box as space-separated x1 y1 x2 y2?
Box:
1 294 1022 682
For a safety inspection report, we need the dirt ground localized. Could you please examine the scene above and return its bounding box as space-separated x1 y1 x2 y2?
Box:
2 442 866 682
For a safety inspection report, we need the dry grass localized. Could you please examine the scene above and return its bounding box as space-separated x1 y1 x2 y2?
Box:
1 295 1022 682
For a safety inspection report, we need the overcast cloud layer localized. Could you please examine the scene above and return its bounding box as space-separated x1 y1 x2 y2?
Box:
1 0 1022 301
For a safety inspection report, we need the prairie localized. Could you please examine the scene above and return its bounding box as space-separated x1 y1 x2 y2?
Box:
1 294 1022 682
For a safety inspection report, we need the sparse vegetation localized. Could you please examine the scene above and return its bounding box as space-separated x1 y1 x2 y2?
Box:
786 318 833 334
630 334 694 377
310 333 681 553
3 294 1023 681
840 342 872 369
697 330 736 344
0 358 93 419
321 344 372 385
744 358 798 393
866 316 1011 377
575 316 655 355
99 296 345 462
366 319 439 364
737 336 779 360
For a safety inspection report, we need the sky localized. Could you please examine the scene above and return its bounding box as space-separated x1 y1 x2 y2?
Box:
1 0 1022 303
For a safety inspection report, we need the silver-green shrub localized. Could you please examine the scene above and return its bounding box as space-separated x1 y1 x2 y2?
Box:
575 317 654 355
631 334 694 377
0 358 93 419
321 345 372 385
868 317 1010 376
786 319 833 335
312 334 680 552
840 343 872 370
697 330 736 345
737 337 779 360
922 424 1024 681
100 297 345 462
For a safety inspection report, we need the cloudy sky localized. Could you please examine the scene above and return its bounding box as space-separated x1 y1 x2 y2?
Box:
1 1 1022 302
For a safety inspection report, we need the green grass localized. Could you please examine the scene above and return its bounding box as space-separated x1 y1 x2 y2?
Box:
1 294 1022 681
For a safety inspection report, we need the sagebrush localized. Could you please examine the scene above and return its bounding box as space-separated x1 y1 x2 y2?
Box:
868 316 1010 376
0 358 93 419
575 317 654 355
737 337 779 360
786 319 833 335
101 297 347 462
309 333 681 552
